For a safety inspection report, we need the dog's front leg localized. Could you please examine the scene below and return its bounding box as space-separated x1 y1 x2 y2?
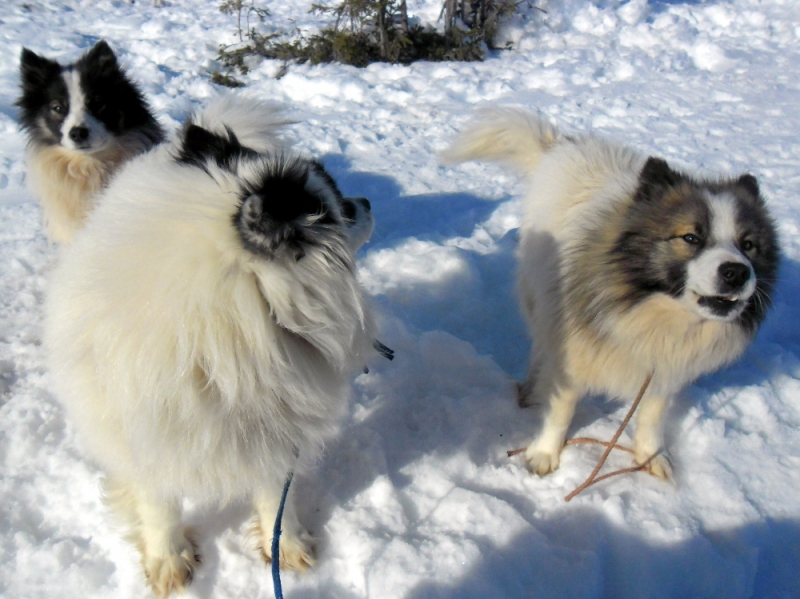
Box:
251 481 315 572
129 492 199 598
633 393 673 479
525 385 580 476
104 478 201 596
105 478 199 597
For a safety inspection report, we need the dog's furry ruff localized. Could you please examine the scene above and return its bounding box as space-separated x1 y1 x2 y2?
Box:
45 96 375 596
445 108 777 479
26 133 155 243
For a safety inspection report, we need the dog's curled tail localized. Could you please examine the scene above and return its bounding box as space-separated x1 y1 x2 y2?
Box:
440 108 560 174
190 94 293 154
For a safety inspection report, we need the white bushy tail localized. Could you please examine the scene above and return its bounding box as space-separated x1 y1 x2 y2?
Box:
441 108 560 174
190 94 292 153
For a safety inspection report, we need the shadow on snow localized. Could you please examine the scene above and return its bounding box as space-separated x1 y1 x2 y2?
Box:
403 515 800 599
187 158 799 599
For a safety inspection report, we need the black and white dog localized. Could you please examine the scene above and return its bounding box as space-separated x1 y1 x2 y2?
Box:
44 96 377 598
16 40 163 243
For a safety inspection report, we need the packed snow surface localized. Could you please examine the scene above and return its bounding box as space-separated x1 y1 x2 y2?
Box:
1 0 800 597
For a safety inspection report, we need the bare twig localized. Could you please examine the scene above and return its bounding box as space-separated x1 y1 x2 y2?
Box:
579 464 648 487
565 437 635 455
507 438 635 459
564 450 664 496
564 372 653 502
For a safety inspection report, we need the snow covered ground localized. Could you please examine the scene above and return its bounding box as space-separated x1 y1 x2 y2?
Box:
2 0 800 597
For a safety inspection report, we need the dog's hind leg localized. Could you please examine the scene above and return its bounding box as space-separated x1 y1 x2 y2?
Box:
518 344 546 408
517 370 537 408
632 394 673 479
525 384 580 476
251 482 315 572
104 478 199 598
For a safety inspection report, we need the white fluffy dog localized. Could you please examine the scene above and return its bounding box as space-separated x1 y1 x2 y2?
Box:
44 96 377 597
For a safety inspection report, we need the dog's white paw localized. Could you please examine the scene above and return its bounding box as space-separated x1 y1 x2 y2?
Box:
635 451 673 480
524 442 562 476
250 514 315 572
260 530 316 572
142 534 200 598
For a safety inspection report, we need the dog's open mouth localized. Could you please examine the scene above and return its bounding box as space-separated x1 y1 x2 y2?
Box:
697 294 742 316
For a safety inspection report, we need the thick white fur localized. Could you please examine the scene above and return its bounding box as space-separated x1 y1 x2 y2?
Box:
188 94 291 153
45 97 375 596
27 132 154 244
444 108 754 479
441 108 559 175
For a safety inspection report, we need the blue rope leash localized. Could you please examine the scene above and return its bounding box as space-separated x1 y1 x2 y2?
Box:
271 341 393 597
271 471 294 599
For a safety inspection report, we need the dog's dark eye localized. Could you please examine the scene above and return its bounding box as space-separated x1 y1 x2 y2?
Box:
682 233 701 245
50 102 65 115
741 239 755 252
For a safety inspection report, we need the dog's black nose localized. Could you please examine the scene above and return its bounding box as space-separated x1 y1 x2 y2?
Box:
69 126 89 142
357 198 371 212
719 262 750 289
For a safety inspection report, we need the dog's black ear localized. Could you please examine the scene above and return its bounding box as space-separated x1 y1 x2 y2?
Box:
736 174 760 198
83 40 118 75
634 157 681 202
640 157 680 187
19 48 60 90
246 175 327 225
235 163 336 257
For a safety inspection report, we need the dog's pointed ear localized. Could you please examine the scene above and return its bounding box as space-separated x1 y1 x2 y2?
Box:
236 190 315 258
736 173 761 199
634 157 681 202
19 48 60 90
238 193 265 231
20 48 49 72
235 165 334 257
243 177 326 227
84 40 118 75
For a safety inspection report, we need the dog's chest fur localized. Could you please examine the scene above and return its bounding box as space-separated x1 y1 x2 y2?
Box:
27 144 114 242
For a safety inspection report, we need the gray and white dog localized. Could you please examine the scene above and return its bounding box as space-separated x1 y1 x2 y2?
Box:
444 108 778 479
